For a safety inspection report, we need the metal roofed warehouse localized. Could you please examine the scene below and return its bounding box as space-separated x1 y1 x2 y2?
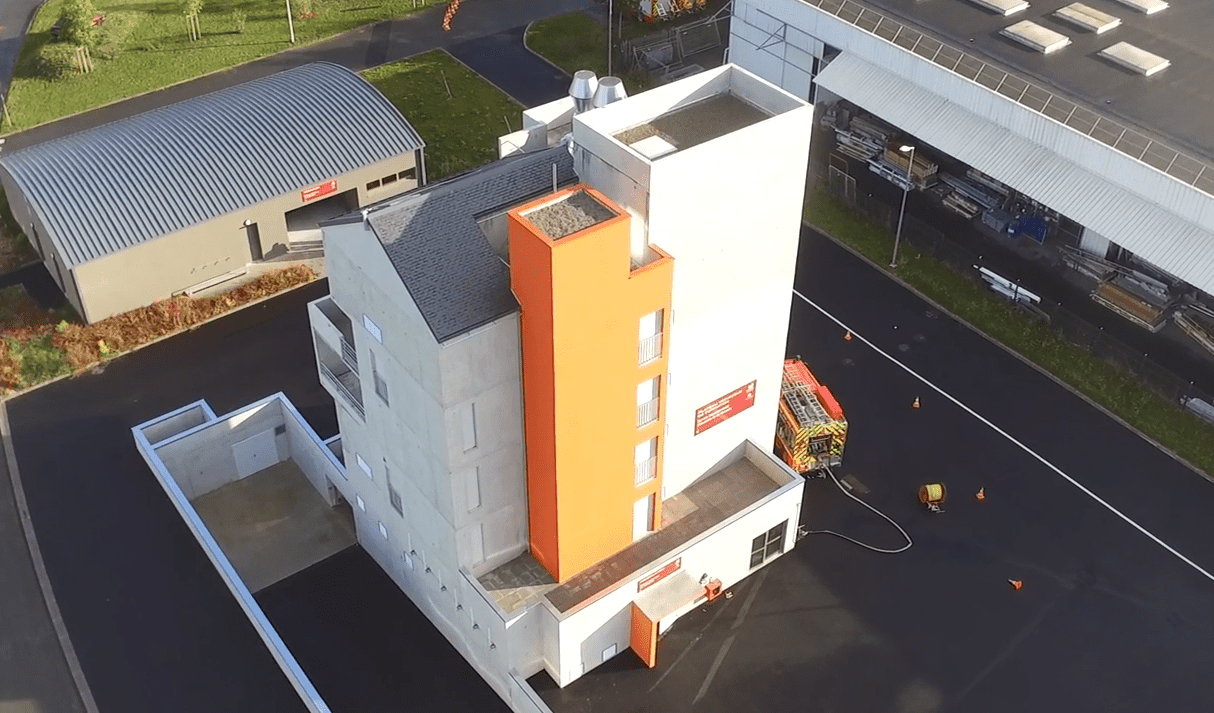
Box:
0 62 426 323
730 0 1214 337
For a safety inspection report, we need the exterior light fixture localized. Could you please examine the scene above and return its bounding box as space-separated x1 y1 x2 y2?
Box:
891 144 916 269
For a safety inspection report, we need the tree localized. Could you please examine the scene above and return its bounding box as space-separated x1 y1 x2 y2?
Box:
60 0 99 48
183 0 204 41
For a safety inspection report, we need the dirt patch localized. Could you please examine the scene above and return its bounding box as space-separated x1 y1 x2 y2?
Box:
53 265 317 371
0 285 65 390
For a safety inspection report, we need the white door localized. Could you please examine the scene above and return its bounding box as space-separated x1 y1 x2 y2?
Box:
601 644 618 662
633 494 654 541
232 430 278 478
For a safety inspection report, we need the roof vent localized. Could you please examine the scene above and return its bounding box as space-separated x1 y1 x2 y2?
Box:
1099 41 1170 76
964 0 1028 17
1054 3 1121 33
1108 0 1167 14
1000 20 1071 54
591 77 628 109
569 70 598 114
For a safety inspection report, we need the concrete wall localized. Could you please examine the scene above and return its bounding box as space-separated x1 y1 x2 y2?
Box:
440 316 529 575
552 463 803 686
649 92 813 496
153 399 288 501
0 167 87 317
139 402 213 445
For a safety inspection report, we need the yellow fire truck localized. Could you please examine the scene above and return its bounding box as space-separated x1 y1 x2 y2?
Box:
775 358 848 473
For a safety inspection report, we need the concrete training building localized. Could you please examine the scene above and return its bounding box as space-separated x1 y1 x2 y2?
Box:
730 0 1214 336
135 64 814 713
0 61 425 324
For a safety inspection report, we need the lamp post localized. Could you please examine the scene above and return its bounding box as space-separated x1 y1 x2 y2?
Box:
286 0 295 43
890 144 915 269
607 0 614 76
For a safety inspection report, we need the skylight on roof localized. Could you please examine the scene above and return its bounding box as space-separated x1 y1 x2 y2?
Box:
630 135 678 160
1001 20 1071 54
1055 3 1121 33
1099 41 1170 76
1108 0 1167 14
964 0 1029 16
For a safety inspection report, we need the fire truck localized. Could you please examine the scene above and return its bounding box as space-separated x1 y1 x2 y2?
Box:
775 358 848 473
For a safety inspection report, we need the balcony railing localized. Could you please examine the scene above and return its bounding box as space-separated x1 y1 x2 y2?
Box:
637 398 659 428
340 338 358 374
319 361 365 419
638 333 663 366
634 457 657 486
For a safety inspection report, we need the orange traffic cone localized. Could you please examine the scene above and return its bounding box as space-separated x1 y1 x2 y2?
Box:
1008 579 1023 590
912 397 921 409
976 488 986 501
844 331 853 341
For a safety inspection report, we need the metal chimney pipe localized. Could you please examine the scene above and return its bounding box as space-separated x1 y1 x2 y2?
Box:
591 77 628 109
569 70 598 114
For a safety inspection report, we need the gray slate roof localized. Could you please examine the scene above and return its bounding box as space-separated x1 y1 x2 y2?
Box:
367 146 577 343
0 62 423 268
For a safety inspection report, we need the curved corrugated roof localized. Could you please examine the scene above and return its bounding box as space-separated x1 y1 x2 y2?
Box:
0 62 424 267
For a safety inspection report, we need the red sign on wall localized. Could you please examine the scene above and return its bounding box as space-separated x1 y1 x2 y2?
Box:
638 557 682 593
694 380 757 436
301 180 338 203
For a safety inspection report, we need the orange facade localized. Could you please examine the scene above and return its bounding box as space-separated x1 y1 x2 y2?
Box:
509 185 674 582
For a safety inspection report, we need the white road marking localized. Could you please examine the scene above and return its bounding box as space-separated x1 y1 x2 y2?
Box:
793 289 1214 584
692 569 770 705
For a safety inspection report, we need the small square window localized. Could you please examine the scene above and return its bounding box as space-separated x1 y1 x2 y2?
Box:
749 521 787 569
356 454 373 480
389 485 403 516
382 173 398 186
378 521 388 540
366 179 381 191
356 495 366 512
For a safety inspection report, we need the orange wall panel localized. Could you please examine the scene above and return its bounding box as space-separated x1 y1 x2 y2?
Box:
510 186 674 582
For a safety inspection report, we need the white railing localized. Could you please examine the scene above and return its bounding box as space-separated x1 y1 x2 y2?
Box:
319 362 365 419
340 339 358 374
634 456 657 485
637 398 659 428
638 333 663 366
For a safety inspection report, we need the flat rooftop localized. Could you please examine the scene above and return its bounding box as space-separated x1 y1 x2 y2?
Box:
815 0 1214 181
613 93 772 158
545 451 792 615
521 189 617 239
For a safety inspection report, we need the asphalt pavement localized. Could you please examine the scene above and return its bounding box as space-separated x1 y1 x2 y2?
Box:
7 282 335 713
532 225 1214 713
257 546 509 713
0 0 592 151
0 0 42 96
447 26 572 109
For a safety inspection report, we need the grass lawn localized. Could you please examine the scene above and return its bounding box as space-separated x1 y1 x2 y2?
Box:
807 188 1214 479
363 51 521 180
525 12 651 95
3 0 446 132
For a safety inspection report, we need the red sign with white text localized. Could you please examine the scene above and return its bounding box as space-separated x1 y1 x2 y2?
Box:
301 180 338 203
637 558 682 593
694 380 757 435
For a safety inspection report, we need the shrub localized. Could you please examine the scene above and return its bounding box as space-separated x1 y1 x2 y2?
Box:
181 0 205 17
35 43 82 80
60 0 100 48
94 12 142 60
230 8 247 33
297 0 322 21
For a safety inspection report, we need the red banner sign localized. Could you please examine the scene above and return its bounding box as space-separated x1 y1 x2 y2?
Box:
694 380 757 435
638 557 682 593
301 180 338 203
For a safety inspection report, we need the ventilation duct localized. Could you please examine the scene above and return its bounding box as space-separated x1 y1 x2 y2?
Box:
569 70 599 114
592 77 628 109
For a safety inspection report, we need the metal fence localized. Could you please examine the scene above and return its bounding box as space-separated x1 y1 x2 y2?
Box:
820 174 1214 416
